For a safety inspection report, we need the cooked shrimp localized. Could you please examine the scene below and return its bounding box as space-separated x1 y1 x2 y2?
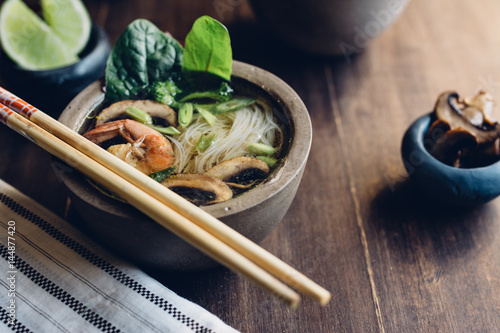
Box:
83 119 175 175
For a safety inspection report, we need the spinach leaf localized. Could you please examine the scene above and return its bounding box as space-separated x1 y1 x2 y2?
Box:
105 19 183 103
182 16 232 81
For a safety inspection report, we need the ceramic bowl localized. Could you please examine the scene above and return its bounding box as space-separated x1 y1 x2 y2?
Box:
249 0 410 56
0 24 110 116
56 61 312 271
401 114 500 206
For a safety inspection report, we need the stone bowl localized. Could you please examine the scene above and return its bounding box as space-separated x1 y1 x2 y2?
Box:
401 113 500 206
57 61 312 271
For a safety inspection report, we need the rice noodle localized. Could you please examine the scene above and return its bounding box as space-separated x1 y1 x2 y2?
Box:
168 100 283 174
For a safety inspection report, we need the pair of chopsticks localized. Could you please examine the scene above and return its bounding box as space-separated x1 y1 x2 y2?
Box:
0 86 331 308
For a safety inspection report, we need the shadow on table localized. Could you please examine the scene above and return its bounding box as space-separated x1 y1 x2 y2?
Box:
368 179 497 265
145 265 232 303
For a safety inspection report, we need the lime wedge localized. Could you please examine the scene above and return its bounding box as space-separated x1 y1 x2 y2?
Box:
0 0 78 70
42 0 91 55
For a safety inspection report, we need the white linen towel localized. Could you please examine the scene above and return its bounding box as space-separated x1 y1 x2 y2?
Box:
0 179 239 333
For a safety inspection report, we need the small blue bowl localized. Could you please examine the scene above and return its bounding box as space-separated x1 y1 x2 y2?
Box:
0 23 110 116
401 114 500 206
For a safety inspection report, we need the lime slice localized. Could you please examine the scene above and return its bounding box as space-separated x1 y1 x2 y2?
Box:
42 0 91 55
0 0 78 70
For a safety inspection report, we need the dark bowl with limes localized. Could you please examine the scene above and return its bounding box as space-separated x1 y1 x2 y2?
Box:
0 23 110 116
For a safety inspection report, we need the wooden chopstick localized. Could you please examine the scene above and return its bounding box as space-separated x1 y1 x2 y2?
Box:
0 86 331 306
0 103 302 307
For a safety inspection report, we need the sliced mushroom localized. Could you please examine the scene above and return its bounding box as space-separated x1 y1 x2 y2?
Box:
434 91 500 145
96 100 178 127
479 138 500 157
461 106 484 127
205 156 270 189
459 138 500 168
463 90 496 126
430 128 478 167
425 119 450 145
161 174 233 206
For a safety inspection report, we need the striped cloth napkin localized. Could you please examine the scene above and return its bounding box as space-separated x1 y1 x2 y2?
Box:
0 179 239 333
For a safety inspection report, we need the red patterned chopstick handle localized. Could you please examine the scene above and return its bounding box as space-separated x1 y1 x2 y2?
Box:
0 86 38 119
0 103 14 125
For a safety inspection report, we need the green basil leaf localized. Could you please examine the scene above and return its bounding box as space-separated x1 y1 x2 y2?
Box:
105 19 183 103
182 16 232 81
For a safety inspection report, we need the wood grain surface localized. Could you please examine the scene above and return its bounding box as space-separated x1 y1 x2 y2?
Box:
1 0 499 332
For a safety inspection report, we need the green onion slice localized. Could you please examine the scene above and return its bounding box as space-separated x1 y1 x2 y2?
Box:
179 103 194 128
196 105 216 126
148 125 181 135
195 133 215 151
211 97 257 114
247 143 275 156
125 106 153 125
256 156 277 167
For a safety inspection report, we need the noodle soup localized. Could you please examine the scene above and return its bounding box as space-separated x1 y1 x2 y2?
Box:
75 18 292 207
80 77 290 206
54 53 312 271
58 61 309 270
170 93 283 175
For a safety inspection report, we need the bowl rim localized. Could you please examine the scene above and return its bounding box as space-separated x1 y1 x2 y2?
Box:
59 60 312 218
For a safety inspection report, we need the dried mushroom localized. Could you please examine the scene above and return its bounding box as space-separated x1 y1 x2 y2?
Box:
434 91 499 144
463 91 496 125
431 129 477 167
161 174 233 206
95 100 178 127
205 156 270 189
427 91 500 167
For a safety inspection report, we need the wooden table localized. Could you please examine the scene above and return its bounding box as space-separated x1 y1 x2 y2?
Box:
2 0 499 332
